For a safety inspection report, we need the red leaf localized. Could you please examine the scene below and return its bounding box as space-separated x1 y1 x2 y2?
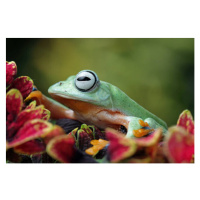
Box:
46 135 75 163
6 61 17 86
15 105 44 127
10 76 33 99
6 89 23 123
134 128 162 147
43 125 66 144
25 100 37 110
177 110 194 135
133 129 163 161
164 126 194 163
14 140 46 155
41 108 51 121
106 128 137 163
7 105 45 139
7 119 53 149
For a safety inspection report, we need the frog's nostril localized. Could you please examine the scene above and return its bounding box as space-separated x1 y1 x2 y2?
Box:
59 82 63 86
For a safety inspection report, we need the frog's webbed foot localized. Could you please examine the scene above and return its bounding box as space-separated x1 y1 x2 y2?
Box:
126 117 154 138
126 117 166 138
133 120 154 137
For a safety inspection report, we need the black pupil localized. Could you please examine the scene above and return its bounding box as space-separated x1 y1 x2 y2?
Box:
77 76 91 81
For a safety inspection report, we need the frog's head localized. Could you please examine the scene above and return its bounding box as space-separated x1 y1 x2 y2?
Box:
48 70 113 108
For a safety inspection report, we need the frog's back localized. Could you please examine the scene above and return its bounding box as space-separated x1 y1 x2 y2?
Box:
108 84 167 129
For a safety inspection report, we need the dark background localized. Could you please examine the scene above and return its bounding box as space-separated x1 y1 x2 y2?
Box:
6 38 194 126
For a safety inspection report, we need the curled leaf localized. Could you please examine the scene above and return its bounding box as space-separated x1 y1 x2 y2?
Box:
46 135 75 163
134 128 162 147
43 125 66 144
7 105 45 140
8 123 65 156
7 119 53 149
106 128 137 163
133 129 162 162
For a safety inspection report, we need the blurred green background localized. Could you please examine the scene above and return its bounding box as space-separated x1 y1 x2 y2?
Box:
6 38 194 126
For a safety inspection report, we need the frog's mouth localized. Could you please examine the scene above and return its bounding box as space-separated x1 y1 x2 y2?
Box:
49 92 100 113
49 92 97 104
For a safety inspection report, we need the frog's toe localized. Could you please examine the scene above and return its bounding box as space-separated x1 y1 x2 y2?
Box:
133 126 154 138
133 119 154 137
126 118 144 138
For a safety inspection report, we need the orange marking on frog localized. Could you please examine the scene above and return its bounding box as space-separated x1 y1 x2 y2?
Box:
133 119 154 137
138 119 150 127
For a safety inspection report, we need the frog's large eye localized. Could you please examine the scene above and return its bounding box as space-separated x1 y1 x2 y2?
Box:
75 70 100 92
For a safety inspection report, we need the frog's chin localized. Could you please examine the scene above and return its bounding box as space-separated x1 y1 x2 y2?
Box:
49 92 97 104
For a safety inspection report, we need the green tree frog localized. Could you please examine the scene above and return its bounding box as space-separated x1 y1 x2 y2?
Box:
45 70 167 138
